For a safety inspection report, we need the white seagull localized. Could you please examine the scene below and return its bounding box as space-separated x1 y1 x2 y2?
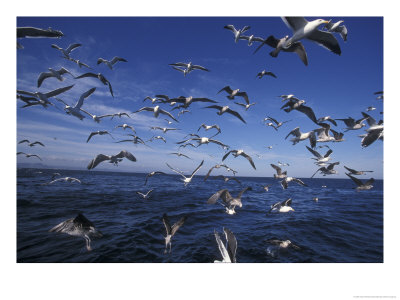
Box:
306 146 333 163
285 127 317 148
17 84 74 107
37 67 73 87
51 43 82 59
280 177 307 189
133 106 178 122
43 177 81 185
169 62 209 76
207 187 252 215
224 24 251 43
86 130 114 143
55 87 96 120
270 164 287 179
97 56 128 70
268 198 294 213
204 105 246 124
223 149 256 170
214 228 237 263
18 140 45 147
162 213 187 254
136 189 154 200
324 19 348 41
346 174 374 191
166 160 204 186
311 162 340 178
87 150 136 170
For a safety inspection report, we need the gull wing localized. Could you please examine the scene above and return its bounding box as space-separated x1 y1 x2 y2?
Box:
159 108 179 122
190 160 204 178
324 149 333 158
75 87 96 109
86 131 98 143
240 152 256 170
222 150 234 162
162 213 172 235
226 108 246 123
224 25 237 33
214 230 231 262
171 216 187 236
134 107 156 113
50 44 63 51
365 178 375 186
31 141 45 146
346 173 363 186
209 139 228 148
287 42 308 66
236 91 249 104
37 72 52 88
169 62 188 67
361 112 377 127
361 129 382 148
281 17 308 31
18 139 30 144
292 178 307 187
264 35 280 48
49 217 75 233
111 56 128 64
75 72 98 79
45 84 75 98
311 168 322 178
18 27 63 38
207 189 228 204
307 29 341 55
192 97 217 103
306 146 322 158
269 201 282 212
87 154 110 170
218 86 233 95
309 131 317 148
172 66 185 73
237 186 251 198
136 191 145 198
224 228 237 263
270 164 282 175
192 65 209 71
115 150 136 162
166 163 185 178
285 127 300 139
65 43 82 54
282 198 292 206
344 166 357 174
204 166 216 181
296 105 318 124
266 72 277 78
327 162 340 171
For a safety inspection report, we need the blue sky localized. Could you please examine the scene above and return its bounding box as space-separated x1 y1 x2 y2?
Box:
16 16 383 178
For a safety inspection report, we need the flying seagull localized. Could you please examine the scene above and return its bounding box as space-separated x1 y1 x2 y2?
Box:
116 134 147 146
133 106 178 122
64 56 91 69
224 24 251 43
115 124 136 133
147 135 167 143
87 150 136 170
162 213 187 254
223 150 256 170
280 177 307 189
270 164 287 179
166 160 204 186
204 163 237 180
311 162 340 178
285 127 317 148
136 189 154 200
169 96 217 108
335 115 368 131
17 26 63 39
281 17 341 55
254 35 308 66
214 228 237 263
197 124 221 136
17 152 42 160
97 56 128 70
144 171 166 185
344 166 373 175
43 177 81 185
264 116 291 130
169 152 192 160
256 69 277 79
18 140 45 147
169 62 209 76
218 86 250 103
323 19 348 41
204 105 246 124
17 84 74 107
282 101 319 124
317 116 337 126
306 146 333 163
49 213 102 251
151 126 179 133
239 34 265 46
234 102 256 111
51 43 82 59
268 198 294 213
37 67 73 88
55 87 96 120
177 136 229 149
75 72 114 98
86 130 114 143
207 187 252 214
345 173 374 191
215 175 242 184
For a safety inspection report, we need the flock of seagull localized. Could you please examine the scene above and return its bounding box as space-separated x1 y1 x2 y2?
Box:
17 17 382 262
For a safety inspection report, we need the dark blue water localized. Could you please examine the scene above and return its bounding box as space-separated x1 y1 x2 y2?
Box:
17 168 383 263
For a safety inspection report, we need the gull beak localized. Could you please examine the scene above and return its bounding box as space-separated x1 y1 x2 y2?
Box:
322 20 329 24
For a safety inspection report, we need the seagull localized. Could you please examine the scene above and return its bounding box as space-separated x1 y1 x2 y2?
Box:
169 62 209 76
306 146 333 163
224 24 251 43
169 152 192 160
254 35 308 66
177 136 229 149
218 86 250 103
317 116 337 126
214 228 237 263
331 129 345 142
97 56 128 70
17 152 42 160
207 187 251 214
256 69 277 79
281 17 341 55
262 184 272 192
166 160 204 186
49 213 102 251
55 87 96 120
116 134 147 146
314 123 336 142
223 150 256 170
178 142 197 149
282 101 319 124
215 175 241 184
197 124 221 136
270 164 287 179
162 213 187 254
17 84 74 107
344 166 373 175
280 98 305 112
169 96 217 108
366 106 376 112
239 34 265 46
265 239 301 257
151 126 179 133
204 105 246 124
360 128 383 148
375 91 384 100
264 116 291 130
51 43 82 59
43 177 81 185
234 102 256 111
75 72 114 98
311 162 340 178
335 115 368 131
346 173 374 191
280 177 307 189
136 189 154 200
362 112 384 132
323 19 348 41
278 161 290 167
144 171 166 185
285 127 317 148
87 150 136 170
17 26 63 38
143 96 165 104
268 198 294 213
37 67 73 88
64 57 91 69
86 130 114 143
115 124 136 133
204 163 237 180
147 135 167 143
164 119 173 125
18 140 45 147
133 106 178 122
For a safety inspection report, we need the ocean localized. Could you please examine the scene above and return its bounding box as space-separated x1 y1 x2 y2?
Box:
17 168 383 263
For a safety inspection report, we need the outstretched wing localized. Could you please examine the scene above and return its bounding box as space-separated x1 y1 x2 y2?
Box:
281 17 308 31
207 189 228 204
190 160 204 177
296 105 318 124
171 216 187 236
240 152 256 170
218 86 233 95
224 228 237 263
270 164 282 175
87 154 110 170
307 30 341 55
116 150 137 162
226 108 246 124
159 108 179 122
214 230 230 262
306 146 322 159
346 173 363 186
162 213 172 235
